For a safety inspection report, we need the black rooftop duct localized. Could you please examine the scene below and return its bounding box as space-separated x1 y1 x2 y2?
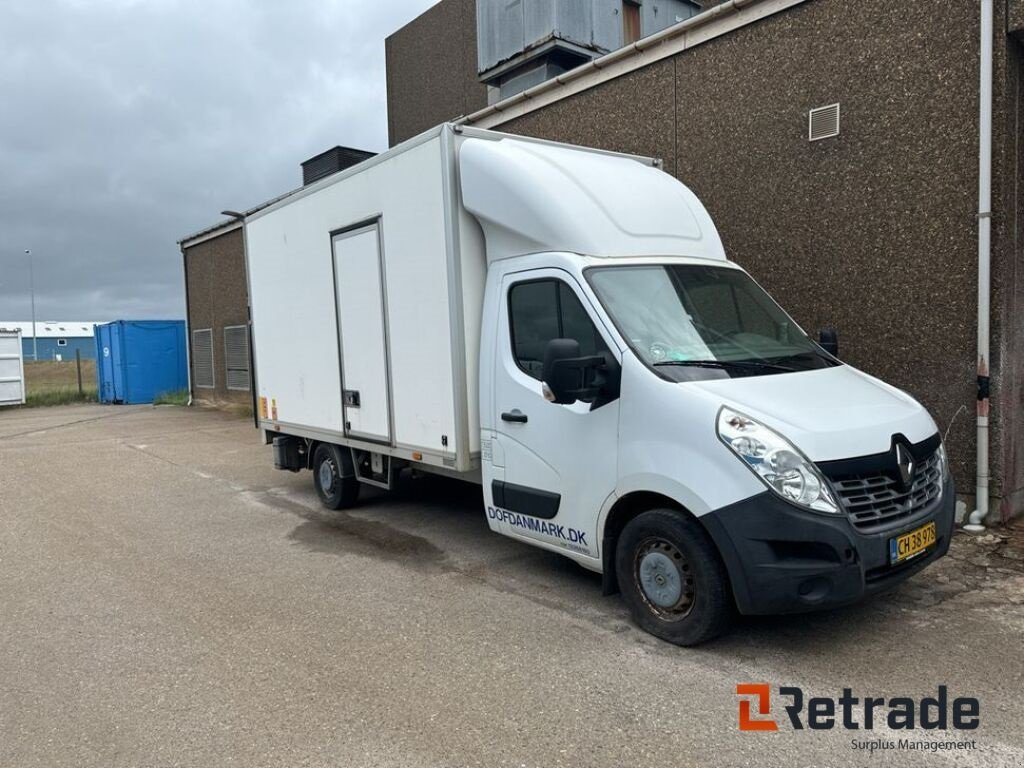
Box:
301 146 376 186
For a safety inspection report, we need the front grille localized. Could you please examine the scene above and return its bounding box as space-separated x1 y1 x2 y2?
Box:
829 450 942 532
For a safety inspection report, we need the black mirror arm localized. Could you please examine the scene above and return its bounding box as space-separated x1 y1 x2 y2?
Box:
547 355 605 403
541 338 621 407
818 327 839 358
589 352 622 411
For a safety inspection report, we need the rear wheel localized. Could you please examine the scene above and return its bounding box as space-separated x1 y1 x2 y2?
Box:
616 508 733 646
312 444 360 510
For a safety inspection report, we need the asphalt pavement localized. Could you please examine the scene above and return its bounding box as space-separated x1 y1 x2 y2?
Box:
1 404 1021 768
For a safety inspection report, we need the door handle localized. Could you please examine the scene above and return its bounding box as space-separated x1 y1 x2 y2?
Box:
501 409 528 424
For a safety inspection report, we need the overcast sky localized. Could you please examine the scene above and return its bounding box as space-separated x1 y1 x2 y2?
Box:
0 0 436 322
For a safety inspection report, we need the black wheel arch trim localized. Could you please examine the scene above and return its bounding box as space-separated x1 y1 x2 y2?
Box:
491 480 560 519
598 491 738 600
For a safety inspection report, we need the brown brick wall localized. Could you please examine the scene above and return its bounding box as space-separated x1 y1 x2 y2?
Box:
1010 0 1024 36
493 57 678 174
479 0 1020 515
995 34 1024 518
385 0 488 146
182 227 251 406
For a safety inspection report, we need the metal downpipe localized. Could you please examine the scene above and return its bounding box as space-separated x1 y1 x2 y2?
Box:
965 0 994 532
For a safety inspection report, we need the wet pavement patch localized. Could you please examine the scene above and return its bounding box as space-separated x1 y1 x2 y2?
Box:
286 513 449 571
267 490 450 572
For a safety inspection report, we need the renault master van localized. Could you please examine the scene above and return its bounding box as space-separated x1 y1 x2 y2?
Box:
247 125 955 644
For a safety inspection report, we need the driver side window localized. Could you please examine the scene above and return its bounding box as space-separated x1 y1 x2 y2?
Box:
508 279 608 380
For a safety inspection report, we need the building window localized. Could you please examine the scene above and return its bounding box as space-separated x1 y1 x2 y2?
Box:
192 328 215 388
508 279 608 380
57 339 67 347
223 325 250 392
623 1 642 45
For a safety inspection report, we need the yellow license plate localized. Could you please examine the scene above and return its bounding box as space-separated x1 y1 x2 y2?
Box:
889 521 937 564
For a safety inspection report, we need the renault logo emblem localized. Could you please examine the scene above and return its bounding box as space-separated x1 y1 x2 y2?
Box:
896 443 915 487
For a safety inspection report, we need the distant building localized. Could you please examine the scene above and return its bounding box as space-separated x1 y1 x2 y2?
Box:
178 145 374 406
0 321 100 361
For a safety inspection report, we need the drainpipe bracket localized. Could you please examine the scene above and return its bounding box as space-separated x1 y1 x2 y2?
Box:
977 375 991 400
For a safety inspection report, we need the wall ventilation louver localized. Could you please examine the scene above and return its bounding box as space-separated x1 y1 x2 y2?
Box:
809 103 840 141
192 328 214 388
223 325 250 391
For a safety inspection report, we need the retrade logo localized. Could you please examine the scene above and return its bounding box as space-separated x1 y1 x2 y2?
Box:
735 684 979 732
736 684 778 731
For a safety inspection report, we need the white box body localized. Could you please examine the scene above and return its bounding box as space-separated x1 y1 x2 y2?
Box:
247 126 485 472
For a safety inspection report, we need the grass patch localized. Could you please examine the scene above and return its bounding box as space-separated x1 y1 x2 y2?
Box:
25 387 97 408
22 360 97 407
25 359 96 390
227 402 254 419
153 389 190 406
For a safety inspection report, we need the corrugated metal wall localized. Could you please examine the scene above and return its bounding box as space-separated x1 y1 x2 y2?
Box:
21 337 95 361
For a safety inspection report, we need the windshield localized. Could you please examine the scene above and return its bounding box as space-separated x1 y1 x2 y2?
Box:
587 264 838 380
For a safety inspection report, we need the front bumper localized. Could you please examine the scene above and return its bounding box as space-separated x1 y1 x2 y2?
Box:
699 476 955 615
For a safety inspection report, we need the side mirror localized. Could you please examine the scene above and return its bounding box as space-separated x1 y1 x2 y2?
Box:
819 327 839 357
542 338 607 405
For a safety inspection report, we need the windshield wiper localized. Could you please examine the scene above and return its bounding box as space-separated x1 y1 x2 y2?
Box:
653 359 798 373
767 351 840 367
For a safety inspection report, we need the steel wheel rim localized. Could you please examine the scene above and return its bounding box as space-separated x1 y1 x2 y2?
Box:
634 537 695 619
318 457 337 493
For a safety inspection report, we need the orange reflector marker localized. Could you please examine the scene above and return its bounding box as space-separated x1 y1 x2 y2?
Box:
412 451 423 461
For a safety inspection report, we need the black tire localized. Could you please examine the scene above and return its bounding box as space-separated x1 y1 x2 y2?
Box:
616 508 733 646
312 444 360 510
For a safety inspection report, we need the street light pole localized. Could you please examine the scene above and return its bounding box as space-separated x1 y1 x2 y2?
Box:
24 249 37 361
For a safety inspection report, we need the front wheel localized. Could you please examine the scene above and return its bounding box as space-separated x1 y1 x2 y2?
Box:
312 444 360 510
616 509 733 646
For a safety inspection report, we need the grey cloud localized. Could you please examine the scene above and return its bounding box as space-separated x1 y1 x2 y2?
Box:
0 0 435 321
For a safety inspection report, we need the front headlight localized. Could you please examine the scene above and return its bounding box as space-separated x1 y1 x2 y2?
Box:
936 442 949 484
717 407 840 514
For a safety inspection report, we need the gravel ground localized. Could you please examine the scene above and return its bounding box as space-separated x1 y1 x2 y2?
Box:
0 404 1021 768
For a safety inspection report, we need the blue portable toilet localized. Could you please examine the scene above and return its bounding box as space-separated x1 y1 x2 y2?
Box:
94 321 188 404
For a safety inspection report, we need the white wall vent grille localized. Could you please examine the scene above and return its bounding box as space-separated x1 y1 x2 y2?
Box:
192 328 214 388
223 325 250 391
809 103 840 141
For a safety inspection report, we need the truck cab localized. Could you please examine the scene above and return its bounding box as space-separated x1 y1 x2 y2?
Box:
464 134 954 645
477 248 953 644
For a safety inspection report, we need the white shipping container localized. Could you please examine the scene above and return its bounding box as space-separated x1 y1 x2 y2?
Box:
0 329 26 407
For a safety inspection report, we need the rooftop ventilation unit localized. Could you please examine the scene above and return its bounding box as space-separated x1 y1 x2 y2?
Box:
301 146 377 186
476 0 700 101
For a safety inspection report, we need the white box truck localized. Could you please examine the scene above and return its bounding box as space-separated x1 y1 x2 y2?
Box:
246 124 954 645
0 328 26 407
